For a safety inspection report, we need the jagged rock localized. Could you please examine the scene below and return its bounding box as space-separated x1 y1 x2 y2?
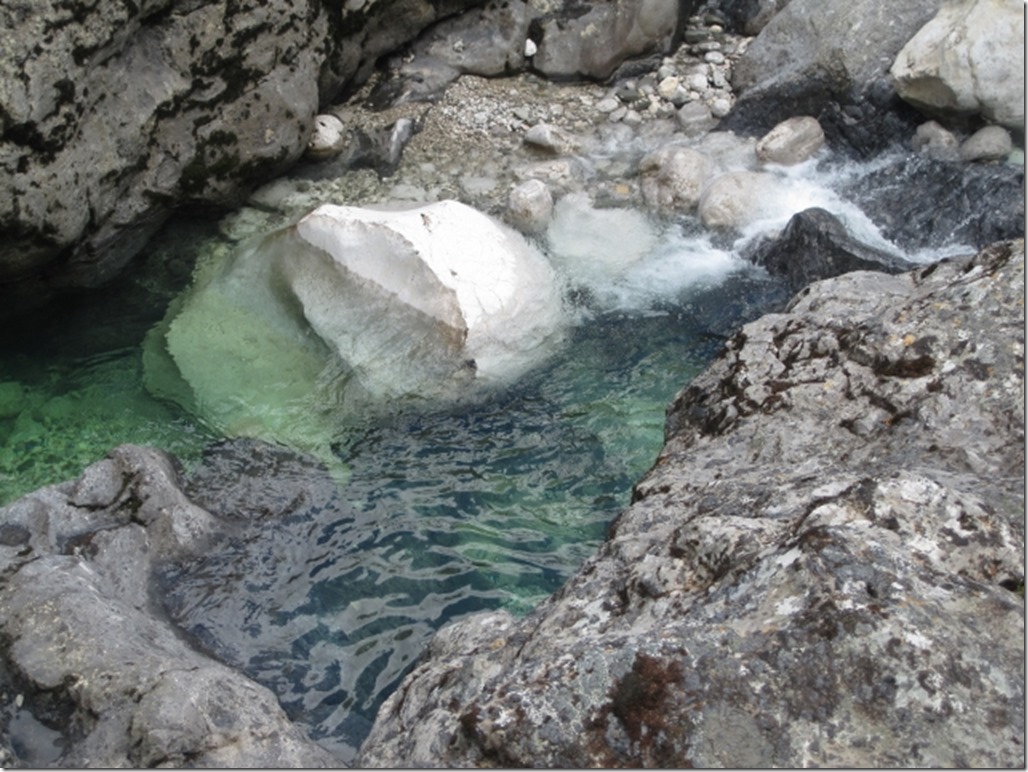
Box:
0 445 338 768
839 153 1025 251
723 0 942 154
890 0 1025 130
755 115 825 165
356 239 1025 768
744 207 916 291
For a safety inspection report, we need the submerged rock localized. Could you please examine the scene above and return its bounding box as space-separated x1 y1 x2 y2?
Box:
0 445 337 768
357 239 1025 767
144 200 566 455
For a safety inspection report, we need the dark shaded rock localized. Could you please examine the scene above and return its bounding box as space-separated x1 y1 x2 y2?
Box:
0 445 338 768
356 240 1025 768
745 207 916 292
838 154 1025 251
709 0 792 35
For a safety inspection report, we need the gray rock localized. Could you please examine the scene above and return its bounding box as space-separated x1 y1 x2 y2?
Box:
357 239 1025 768
755 115 825 165
676 100 718 136
413 0 531 77
912 120 961 161
530 0 681 80
0 0 484 317
840 153 1025 251
0 445 338 768
960 125 1014 163
639 144 714 213
507 178 555 234
723 0 942 154
891 0 1025 130
306 114 348 160
697 170 779 228
523 122 575 154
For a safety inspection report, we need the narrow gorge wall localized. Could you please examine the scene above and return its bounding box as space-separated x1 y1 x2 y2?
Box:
0 0 486 316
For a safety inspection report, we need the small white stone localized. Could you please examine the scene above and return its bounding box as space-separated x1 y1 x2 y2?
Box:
596 96 620 114
704 51 726 65
524 38 537 58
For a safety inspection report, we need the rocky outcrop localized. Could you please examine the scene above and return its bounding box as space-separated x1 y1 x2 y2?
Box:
1 0 717 317
722 0 943 154
0 0 486 316
890 0 1025 132
357 239 1025 767
0 445 338 768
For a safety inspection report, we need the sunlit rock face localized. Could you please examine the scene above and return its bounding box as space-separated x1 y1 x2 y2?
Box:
144 200 566 453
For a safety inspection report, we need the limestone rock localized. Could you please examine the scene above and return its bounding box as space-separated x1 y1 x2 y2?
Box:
0 0 485 316
0 445 337 768
639 144 714 213
144 200 566 454
676 100 718 135
724 0 942 153
755 115 825 164
890 0 1025 130
305 114 347 160
507 178 555 234
913 120 961 160
357 239 1026 768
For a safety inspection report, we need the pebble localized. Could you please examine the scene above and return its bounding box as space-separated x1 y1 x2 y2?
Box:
596 97 620 114
704 51 726 65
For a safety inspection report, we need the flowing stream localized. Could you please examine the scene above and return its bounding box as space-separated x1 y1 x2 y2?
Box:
0 148 969 761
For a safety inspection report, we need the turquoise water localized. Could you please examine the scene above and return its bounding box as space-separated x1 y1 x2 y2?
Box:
0 214 789 762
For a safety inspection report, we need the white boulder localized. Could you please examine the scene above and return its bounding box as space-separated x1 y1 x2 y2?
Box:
890 0 1025 130
145 201 566 451
960 124 1014 162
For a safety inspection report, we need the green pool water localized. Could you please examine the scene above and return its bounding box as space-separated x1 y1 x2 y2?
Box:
0 212 789 762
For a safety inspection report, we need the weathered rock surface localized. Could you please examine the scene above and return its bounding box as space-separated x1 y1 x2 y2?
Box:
0 445 337 768
723 0 943 154
357 239 1025 767
745 207 916 291
0 0 486 316
890 0 1025 131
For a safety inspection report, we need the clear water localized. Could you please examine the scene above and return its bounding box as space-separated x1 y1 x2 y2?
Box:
0 208 789 762
3 147 940 762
